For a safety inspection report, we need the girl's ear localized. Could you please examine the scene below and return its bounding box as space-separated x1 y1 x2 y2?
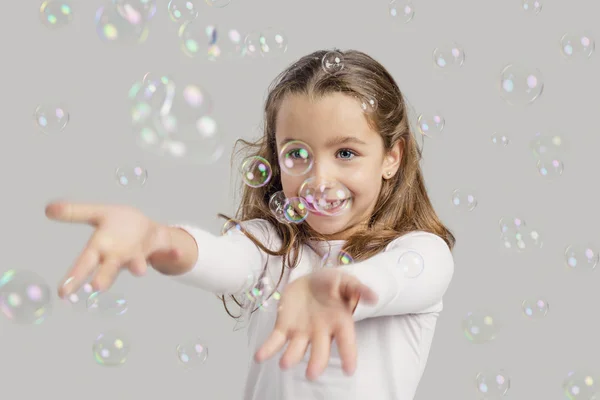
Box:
382 140 403 179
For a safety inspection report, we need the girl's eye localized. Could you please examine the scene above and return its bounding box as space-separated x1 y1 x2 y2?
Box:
286 149 308 159
337 149 356 159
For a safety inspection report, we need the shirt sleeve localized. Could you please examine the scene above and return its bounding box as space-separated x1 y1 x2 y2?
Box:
167 219 279 295
339 231 454 322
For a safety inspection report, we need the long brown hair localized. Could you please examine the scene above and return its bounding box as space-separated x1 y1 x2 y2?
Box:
218 49 455 319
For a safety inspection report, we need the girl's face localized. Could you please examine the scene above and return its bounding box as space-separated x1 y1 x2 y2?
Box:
275 93 402 240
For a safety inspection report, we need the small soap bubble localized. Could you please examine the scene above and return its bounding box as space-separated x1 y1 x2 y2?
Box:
93 331 130 366
269 191 289 223
321 250 354 268
113 0 157 20
87 292 128 316
530 133 565 160
34 104 69 134
499 64 544 106
358 95 378 113
451 189 477 211
212 28 245 60
279 140 314 176
417 113 445 138
241 156 272 188
259 28 288 58
177 339 208 367
298 177 352 217
178 21 215 58
462 310 499 344
283 197 309 224
398 251 424 278
0 270 52 325
388 0 414 23
499 216 543 252
522 0 542 15
491 133 509 146
66 282 94 311
563 371 598 399
115 165 148 188
322 51 344 74
168 0 199 24
565 244 598 271
40 1 74 29
536 158 564 179
521 297 549 319
95 3 149 44
221 219 242 236
205 0 230 6
560 32 595 60
243 31 262 58
246 276 279 310
475 369 511 399
433 43 465 70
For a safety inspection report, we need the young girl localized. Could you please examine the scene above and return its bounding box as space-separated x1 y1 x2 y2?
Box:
46 49 455 400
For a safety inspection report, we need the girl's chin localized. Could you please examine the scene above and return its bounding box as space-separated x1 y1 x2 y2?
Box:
305 214 350 236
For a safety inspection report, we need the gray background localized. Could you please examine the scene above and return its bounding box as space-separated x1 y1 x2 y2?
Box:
1 0 599 399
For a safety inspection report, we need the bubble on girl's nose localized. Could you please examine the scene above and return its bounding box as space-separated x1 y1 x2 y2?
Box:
432 42 465 71
321 51 345 74
521 297 549 319
450 189 477 212
241 156 272 188
0 270 53 325
66 282 94 311
475 370 511 398
491 133 509 146
259 28 288 58
168 0 200 24
388 0 414 23
522 0 542 14
563 372 598 399
298 178 352 217
178 21 216 58
177 339 208 368
283 197 309 224
95 2 150 44
34 104 69 134
398 251 424 278
498 64 544 106
87 291 128 317
462 310 500 344
560 32 595 60
269 191 290 223
39 1 74 29
114 0 157 20
115 165 148 188
564 244 599 271
417 112 445 138
92 331 130 366
279 140 314 176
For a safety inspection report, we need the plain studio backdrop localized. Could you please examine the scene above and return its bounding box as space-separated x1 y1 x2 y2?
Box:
1 0 599 399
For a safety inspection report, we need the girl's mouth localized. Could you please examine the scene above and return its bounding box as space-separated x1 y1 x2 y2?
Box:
303 197 351 216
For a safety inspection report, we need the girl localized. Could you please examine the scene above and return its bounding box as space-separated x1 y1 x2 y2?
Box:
46 49 455 400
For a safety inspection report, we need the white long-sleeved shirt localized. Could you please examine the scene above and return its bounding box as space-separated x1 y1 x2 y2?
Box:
172 219 454 400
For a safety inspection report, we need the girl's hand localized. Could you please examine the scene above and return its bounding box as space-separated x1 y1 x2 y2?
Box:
254 268 378 380
45 201 178 297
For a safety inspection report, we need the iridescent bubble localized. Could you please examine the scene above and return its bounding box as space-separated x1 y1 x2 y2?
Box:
115 165 148 188
388 0 414 23
499 216 543 252
322 51 344 74
451 189 477 212
268 191 289 223
565 244 598 271
521 297 549 319
522 0 542 14
475 369 511 399
259 28 288 58
245 275 280 311
87 291 128 316
560 32 595 60
283 197 309 224
417 112 445 138
298 177 352 217
178 21 215 58
536 158 564 179
39 1 74 29
563 371 598 399
279 140 314 176
433 42 465 70
321 250 354 268
93 331 130 366
113 0 157 20
205 0 230 7
0 270 52 325
499 64 544 106
213 28 245 60
168 0 199 24
529 132 565 159
177 339 208 367
95 3 149 44
358 95 378 114
491 133 509 146
241 156 272 188
243 31 262 58
462 310 499 344
398 251 424 278
34 104 69 134
221 219 241 236
66 282 94 311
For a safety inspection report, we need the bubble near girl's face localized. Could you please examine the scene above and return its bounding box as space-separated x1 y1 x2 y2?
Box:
279 140 314 176
241 156 272 188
